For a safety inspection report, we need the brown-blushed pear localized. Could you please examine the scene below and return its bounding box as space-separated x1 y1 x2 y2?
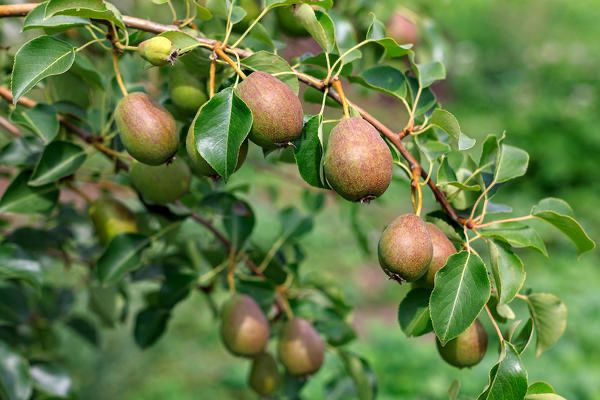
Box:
220 294 270 357
278 317 325 376
437 319 488 368
419 223 457 287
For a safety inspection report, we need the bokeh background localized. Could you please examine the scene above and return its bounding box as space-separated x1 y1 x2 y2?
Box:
2 0 600 399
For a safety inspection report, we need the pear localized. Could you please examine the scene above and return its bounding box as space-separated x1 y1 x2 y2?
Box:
323 117 393 202
220 294 270 357
418 223 457 287
168 63 208 113
235 71 303 148
437 319 488 368
129 158 191 204
115 92 178 166
278 317 324 376
248 352 281 396
88 197 137 245
378 213 433 282
138 36 175 66
185 125 248 177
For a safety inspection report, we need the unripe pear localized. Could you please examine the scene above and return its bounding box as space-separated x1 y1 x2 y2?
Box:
387 10 419 45
248 352 281 396
129 158 191 204
437 319 488 368
275 6 309 37
220 294 270 357
418 223 457 288
115 92 178 166
235 71 303 148
278 317 324 376
186 126 248 177
378 214 433 282
138 36 175 66
168 64 208 113
323 117 393 202
88 197 137 245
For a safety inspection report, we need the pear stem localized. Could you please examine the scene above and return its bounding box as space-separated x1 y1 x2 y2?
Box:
209 57 216 98
215 44 247 79
112 52 128 97
485 305 505 343
331 78 350 118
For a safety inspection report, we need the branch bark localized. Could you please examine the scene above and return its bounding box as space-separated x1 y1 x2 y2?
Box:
0 3 469 227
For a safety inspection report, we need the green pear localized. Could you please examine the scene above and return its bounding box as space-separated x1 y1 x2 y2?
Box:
437 319 488 368
129 158 191 204
248 352 281 396
88 197 137 245
138 36 175 66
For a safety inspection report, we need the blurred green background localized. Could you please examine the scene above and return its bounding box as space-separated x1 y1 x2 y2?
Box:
10 0 598 399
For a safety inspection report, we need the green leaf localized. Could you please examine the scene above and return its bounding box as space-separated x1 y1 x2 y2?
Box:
0 171 59 215
45 0 125 32
431 109 460 140
88 285 119 327
348 65 407 100
430 251 491 344
349 203 370 255
278 207 313 242
293 4 331 51
0 341 32 400
525 382 567 399
159 31 200 54
448 380 461 400
96 233 151 284
338 350 377 400
30 363 72 398
293 115 325 188
11 36 76 103
488 240 525 309
9 104 60 144
23 2 90 31
0 244 42 289
72 53 104 88
415 61 446 88
479 222 548 256
134 307 170 349
315 316 356 346
29 141 87 186
531 198 595 256
398 288 433 337
509 318 534 354
478 343 528 400
193 88 252 181
201 194 255 249
494 144 529 183
241 51 299 94
527 293 567 356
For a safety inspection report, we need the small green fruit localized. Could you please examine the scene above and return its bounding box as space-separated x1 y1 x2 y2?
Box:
115 92 178 166
138 36 175 66
220 294 270 357
418 223 456 288
248 352 281 396
186 125 248 177
236 71 303 148
387 9 419 45
323 117 393 202
278 317 324 376
378 213 433 282
437 319 488 368
129 158 191 204
88 197 137 245
275 6 309 37
168 64 208 113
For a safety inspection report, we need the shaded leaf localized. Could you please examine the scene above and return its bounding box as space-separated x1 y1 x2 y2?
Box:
488 240 525 309
293 115 325 188
398 288 433 337
29 141 87 186
479 222 548 256
0 244 42 289
0 341 32 400
30 363 72 398
96 234 150 284
0 171 59 215
9 104 59 144
134 307 170 349
527 293 567 356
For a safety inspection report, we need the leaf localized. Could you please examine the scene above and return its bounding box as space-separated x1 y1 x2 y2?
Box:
431 109 460 139
23 2 89 31
348 65 407 100
294 4 331 51
0 244 42 289
66 316 100 347
133 307 170 349
430 251 491 344
398 288 433 337
241 51 299 94
494 144 529 183
9 104 60 144
0 171 59 215
525 382 567 399
478 343 528 400
293 115 325 188
349 203 370 255
531 198 595 256
448 380 461 400
527 293 567 356
45 0 125 32
278 207 313 242
315 316 356 347
0 341 32 400
29 141 87 186
338 350 377 400
11 36 76 103
30 363 72 398
96 234 150 284
193 88 252 181
488 240 525 309
415 61 446 88
479 222 548 256
509 318 534 354
159 31 200 54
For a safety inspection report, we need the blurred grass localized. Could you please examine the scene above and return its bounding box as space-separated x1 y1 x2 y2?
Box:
50 0 600 398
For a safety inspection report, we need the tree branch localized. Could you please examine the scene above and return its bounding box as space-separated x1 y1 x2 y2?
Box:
0 3 468 227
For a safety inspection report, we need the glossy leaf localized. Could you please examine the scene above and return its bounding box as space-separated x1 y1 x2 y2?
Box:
29 141 87 186
193 88 252 181
494 144 529 183
430 251 491 345
0 171 59 215
398 288 433 337
9 104 60 144
509 318 534 354
0 244 42 289
531 198 595 255
479 222 548 256
348 65 407 100
488 240 525 309
293 115 325 188
23 2 89 31
415 61 446 88
11 36 75 103
0 341 32 400
45 0 126 32
527 293 567 356
96 234 150 284
478 343 528 400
